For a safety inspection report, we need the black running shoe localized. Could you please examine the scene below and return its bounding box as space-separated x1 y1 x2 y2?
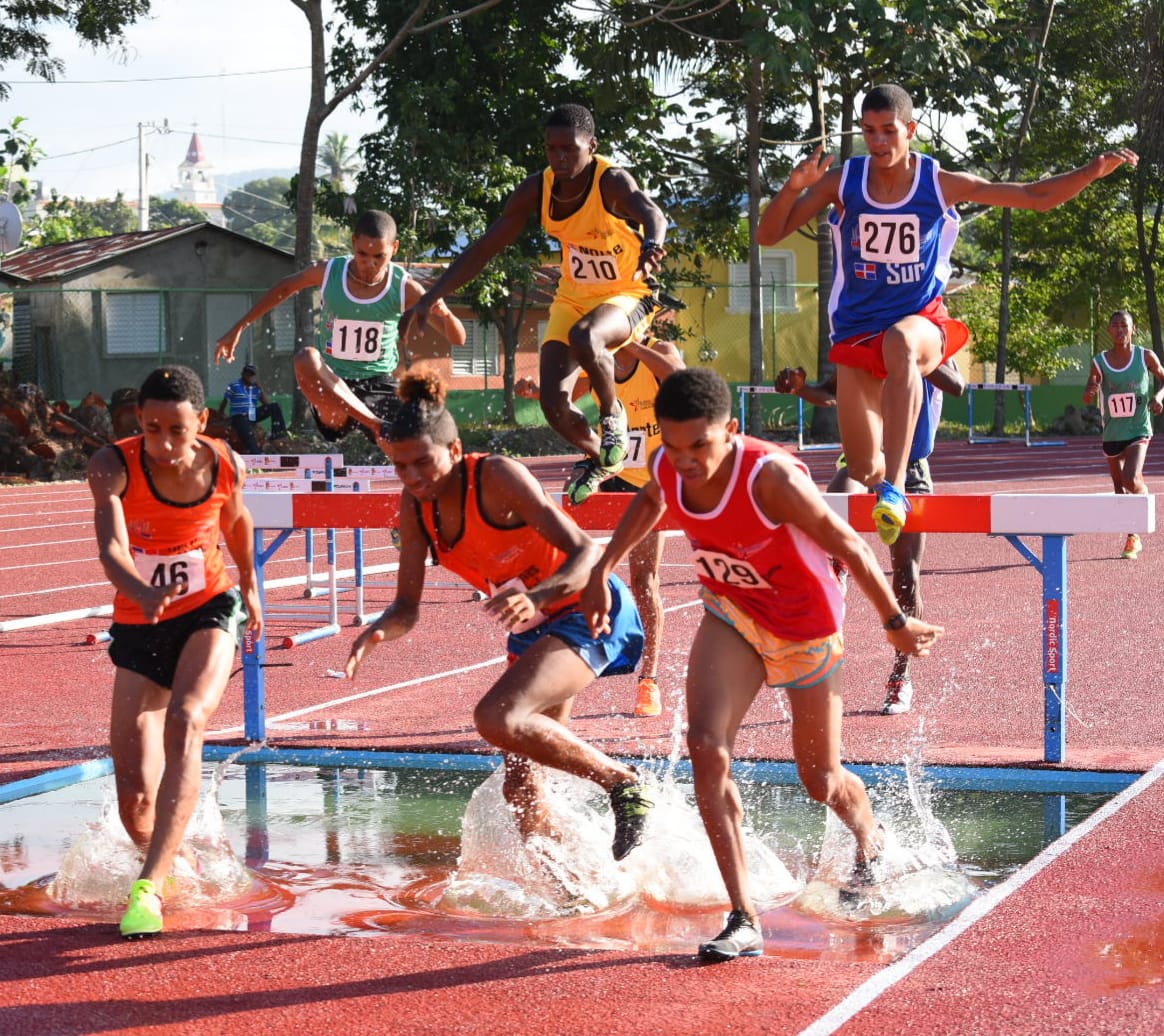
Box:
698 909 764 961
609 779 652 860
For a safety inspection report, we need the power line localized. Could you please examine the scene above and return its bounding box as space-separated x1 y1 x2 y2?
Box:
6 66 310 86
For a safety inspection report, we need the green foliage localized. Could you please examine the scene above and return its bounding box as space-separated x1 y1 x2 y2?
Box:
0 116 41 205
0 0 152 100
149 197 206 229
223 177 297 250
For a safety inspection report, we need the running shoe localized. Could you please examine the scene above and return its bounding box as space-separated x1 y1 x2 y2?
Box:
564 458 621 505
871 480 910 546
633 676 662 718
119 878 163 939
609 777 653 860
1122 533 1142 560
881 675 913 715
598 400 629 469
698 909 764 961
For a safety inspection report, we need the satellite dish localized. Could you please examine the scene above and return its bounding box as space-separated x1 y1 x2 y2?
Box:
0 200 23 255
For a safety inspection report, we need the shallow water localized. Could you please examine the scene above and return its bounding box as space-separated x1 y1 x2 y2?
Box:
0 760 1110 960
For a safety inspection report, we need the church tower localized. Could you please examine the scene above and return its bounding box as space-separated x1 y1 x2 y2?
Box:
176 132 217 207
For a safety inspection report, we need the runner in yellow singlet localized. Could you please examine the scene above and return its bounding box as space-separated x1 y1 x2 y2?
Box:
399 104 669 505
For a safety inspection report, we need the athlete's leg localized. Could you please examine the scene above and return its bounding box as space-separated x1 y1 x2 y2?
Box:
567 303 634 420
501 699 574 839
135 628 237 885
834 365 885 489
685 612 764 918
110 668 169 851
293 346 381 435
539 338 601 459
1117 441 1150 494
878 317 943 488
786 670 881 862
1104 453 1125 493
888 530 925 682
627 529 665 681
474 635 637 792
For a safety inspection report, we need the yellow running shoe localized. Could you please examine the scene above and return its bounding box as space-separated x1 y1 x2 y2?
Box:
633 676 662 718
1121 533 1142 560
871 481 910 546
119 878 163 939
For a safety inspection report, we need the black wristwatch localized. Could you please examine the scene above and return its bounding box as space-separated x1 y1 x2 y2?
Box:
641 238 663 255
883 612 907 631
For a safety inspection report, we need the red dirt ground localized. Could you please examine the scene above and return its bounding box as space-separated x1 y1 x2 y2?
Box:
1 436 1161 1035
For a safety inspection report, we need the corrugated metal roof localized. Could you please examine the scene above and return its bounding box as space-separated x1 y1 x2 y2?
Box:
0 225 197 282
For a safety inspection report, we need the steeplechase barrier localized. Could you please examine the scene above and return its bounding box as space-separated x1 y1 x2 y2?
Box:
965 383 1064 447
240 487 1153 766
737 385 839 452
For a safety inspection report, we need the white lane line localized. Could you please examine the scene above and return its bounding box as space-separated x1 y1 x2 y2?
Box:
0 536 92 551
209 657 509 734
1 581 107 601
209 597 704 733
798 756 1164 1036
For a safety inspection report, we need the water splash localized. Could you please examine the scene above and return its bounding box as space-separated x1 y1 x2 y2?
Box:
46 756 251 909
440 767 800 919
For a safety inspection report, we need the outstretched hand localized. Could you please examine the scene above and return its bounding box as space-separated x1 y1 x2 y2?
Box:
1092 148 1139 179
787 146 835 191
398 297 433 342
888 618 945 658
345 623 387 679
774 367 807 395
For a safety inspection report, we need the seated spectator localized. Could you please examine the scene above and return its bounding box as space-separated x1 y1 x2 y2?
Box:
219 364 288 454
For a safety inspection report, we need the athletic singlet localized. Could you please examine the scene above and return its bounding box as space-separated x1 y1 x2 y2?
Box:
827 153 961 343
653 436 845 641
540 155 652 303
1095 346 1154 442
111 435 238 624
316 256 408 380
592 355 661 488
415 453 581 622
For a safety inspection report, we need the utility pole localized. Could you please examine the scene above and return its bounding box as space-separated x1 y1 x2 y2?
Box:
137 119 170 231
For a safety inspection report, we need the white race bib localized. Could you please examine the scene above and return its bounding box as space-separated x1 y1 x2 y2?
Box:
132 548 207 598
487 576 548 634
328 318 384 361
623 430 648 469
691 549 771 589
566 245 621 284
858 214 921 264
1106 392 1137 419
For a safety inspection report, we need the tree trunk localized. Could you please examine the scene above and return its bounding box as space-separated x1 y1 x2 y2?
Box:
810 74 839 445
745 57 765 435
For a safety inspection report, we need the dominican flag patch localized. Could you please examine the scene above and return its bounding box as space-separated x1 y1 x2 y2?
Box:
854 262 878 280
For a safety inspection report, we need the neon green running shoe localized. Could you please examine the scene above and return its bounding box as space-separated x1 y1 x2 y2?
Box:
598 400 630 469
871 480 910 546
119 878 163 939
610 777 653 861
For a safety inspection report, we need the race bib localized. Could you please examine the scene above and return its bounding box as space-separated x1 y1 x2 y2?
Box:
691 549 771 589
328 318 384 361
623 430 647 469
487 577 548 635
566 245 621 284
132 548 207 598
858 214 921 265
1106 392 1137 419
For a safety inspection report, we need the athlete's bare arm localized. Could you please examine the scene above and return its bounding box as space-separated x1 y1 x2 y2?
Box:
476 455 600 626
751 454 943 656
938 149 1137 211
215 264 327 364
345 492 429 677
598 167 669 276
87 447 178 623
400 174 543 340
218 454 262 636
757 148 842 246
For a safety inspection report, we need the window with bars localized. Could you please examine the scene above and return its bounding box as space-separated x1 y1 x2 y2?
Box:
727 251 796 313
452 318 500 376
103 292 165 355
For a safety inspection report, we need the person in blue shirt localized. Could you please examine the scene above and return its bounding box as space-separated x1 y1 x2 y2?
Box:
218 364 288 454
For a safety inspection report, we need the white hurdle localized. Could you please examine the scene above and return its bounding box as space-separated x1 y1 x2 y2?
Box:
737 384 839 451
965 382 1065 448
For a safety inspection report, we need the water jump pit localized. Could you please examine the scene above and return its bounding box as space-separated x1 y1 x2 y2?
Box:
0 752 1122 961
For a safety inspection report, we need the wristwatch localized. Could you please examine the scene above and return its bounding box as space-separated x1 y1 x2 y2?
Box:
883 612 907 631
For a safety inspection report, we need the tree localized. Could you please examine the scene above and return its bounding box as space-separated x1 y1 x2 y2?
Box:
149 197 207 229
0 0 152 99
1 115 41 207
317 131 361 194
223 177 298 250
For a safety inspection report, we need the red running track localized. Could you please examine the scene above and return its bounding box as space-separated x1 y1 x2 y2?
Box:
1 436 1162 1034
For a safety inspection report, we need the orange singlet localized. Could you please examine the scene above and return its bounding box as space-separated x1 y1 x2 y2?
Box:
111 435 238 624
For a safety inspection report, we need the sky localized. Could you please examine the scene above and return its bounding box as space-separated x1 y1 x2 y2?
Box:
3 0 379 203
